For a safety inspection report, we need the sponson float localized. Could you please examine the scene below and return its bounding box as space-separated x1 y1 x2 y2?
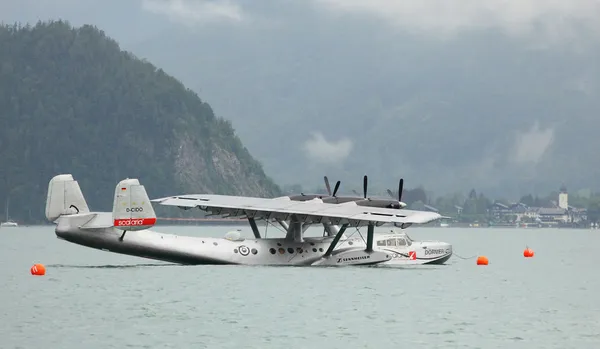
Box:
45 174 448 266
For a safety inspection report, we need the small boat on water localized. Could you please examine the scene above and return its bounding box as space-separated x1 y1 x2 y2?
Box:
1 198 18 228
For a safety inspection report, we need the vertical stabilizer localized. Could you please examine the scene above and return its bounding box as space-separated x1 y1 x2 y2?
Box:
112 178 156 230
45 174 90 222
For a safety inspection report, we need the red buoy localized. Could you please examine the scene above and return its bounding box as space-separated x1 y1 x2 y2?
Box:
523 248 534 258
30 264 46 276
476 256 488 265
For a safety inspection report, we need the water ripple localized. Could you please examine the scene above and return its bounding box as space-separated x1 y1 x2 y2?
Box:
2 226 600 348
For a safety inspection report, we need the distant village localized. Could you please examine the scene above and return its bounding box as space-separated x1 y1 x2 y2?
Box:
413 185 599 229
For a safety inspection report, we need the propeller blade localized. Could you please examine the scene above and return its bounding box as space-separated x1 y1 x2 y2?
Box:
398 178 404 202
363 175 368 199
387 189 394 198
324 176 331 196
352 189 360 196
332 181 341 197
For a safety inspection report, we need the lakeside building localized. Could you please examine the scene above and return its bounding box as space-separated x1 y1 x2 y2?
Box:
488 185 588 227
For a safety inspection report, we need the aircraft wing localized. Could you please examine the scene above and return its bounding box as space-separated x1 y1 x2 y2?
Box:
151 194 442 226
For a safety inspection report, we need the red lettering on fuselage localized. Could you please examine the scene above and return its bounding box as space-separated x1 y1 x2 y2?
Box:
113 218 156 227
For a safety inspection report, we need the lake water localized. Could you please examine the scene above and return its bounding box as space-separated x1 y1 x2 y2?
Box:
1 225 599 348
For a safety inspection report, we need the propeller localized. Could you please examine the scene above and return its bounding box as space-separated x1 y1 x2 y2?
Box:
386 178 405 207
324 176 331 196
323 175 340 197
322 175 340 237
398 178 404 202
363 175 368 199
332 180 340 197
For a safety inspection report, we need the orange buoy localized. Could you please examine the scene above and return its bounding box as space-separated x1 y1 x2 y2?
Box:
523 248 534 258
30 263 46 276
476 256 488 265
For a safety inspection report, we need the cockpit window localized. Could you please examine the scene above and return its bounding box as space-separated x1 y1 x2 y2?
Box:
377 240 386 246
397 238 406 246
386 239 396 246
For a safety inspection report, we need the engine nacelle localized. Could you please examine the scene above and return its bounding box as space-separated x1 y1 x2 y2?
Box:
320 196 364 204
354 198 407 209
287 194 327 201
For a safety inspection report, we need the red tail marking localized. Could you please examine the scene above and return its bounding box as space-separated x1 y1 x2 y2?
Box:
113 218 156 227
409 251 416 260
121 187 127 191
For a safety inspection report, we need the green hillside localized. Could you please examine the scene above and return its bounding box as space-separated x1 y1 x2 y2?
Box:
0 20 280 224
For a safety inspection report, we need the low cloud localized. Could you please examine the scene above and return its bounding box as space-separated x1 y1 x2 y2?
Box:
141 0 245 25
511 121 554 165
138 1 600 44
303 132 353 165
313 0 600 42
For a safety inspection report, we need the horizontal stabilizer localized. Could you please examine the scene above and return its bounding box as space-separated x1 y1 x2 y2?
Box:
112 178 156 230
75 212 115 229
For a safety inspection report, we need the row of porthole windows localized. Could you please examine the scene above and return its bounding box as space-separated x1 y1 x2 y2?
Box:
232 247 324 255
269 247 324 255
231 243 358 255
272 241 352 247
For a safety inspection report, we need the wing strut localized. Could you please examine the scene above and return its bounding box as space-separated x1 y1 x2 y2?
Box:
366 223 375 252
247 218 261 239
323 223 349 258
278 220 289 231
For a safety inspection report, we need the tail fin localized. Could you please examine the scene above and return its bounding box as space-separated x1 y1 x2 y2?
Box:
112 178 156 230
45 174 90 222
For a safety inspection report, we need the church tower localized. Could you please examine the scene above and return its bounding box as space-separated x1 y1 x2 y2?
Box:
558 184 568 210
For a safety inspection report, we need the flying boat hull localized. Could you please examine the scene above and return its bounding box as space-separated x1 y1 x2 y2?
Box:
44 174 444 268
55 219 391 266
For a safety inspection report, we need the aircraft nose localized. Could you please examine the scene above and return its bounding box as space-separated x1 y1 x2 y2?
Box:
442 242 452 254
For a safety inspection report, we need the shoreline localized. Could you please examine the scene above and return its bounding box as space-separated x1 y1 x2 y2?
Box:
3 218 596 229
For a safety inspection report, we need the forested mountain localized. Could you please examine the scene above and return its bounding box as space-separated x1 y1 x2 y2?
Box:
0 21 280 224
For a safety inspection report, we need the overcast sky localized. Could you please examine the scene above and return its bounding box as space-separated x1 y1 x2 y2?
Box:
3 0 600 44
3 0 600 196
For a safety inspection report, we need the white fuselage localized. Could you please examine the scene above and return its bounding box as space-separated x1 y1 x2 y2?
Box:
53 214 451 266
53 214 392 266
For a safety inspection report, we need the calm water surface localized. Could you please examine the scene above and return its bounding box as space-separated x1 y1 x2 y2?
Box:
1 225 599 349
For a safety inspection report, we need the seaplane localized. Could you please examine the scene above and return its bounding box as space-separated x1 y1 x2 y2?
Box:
45 173 450 266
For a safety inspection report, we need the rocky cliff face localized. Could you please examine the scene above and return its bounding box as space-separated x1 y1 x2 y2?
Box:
0 21 280 223
174 133 279 197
